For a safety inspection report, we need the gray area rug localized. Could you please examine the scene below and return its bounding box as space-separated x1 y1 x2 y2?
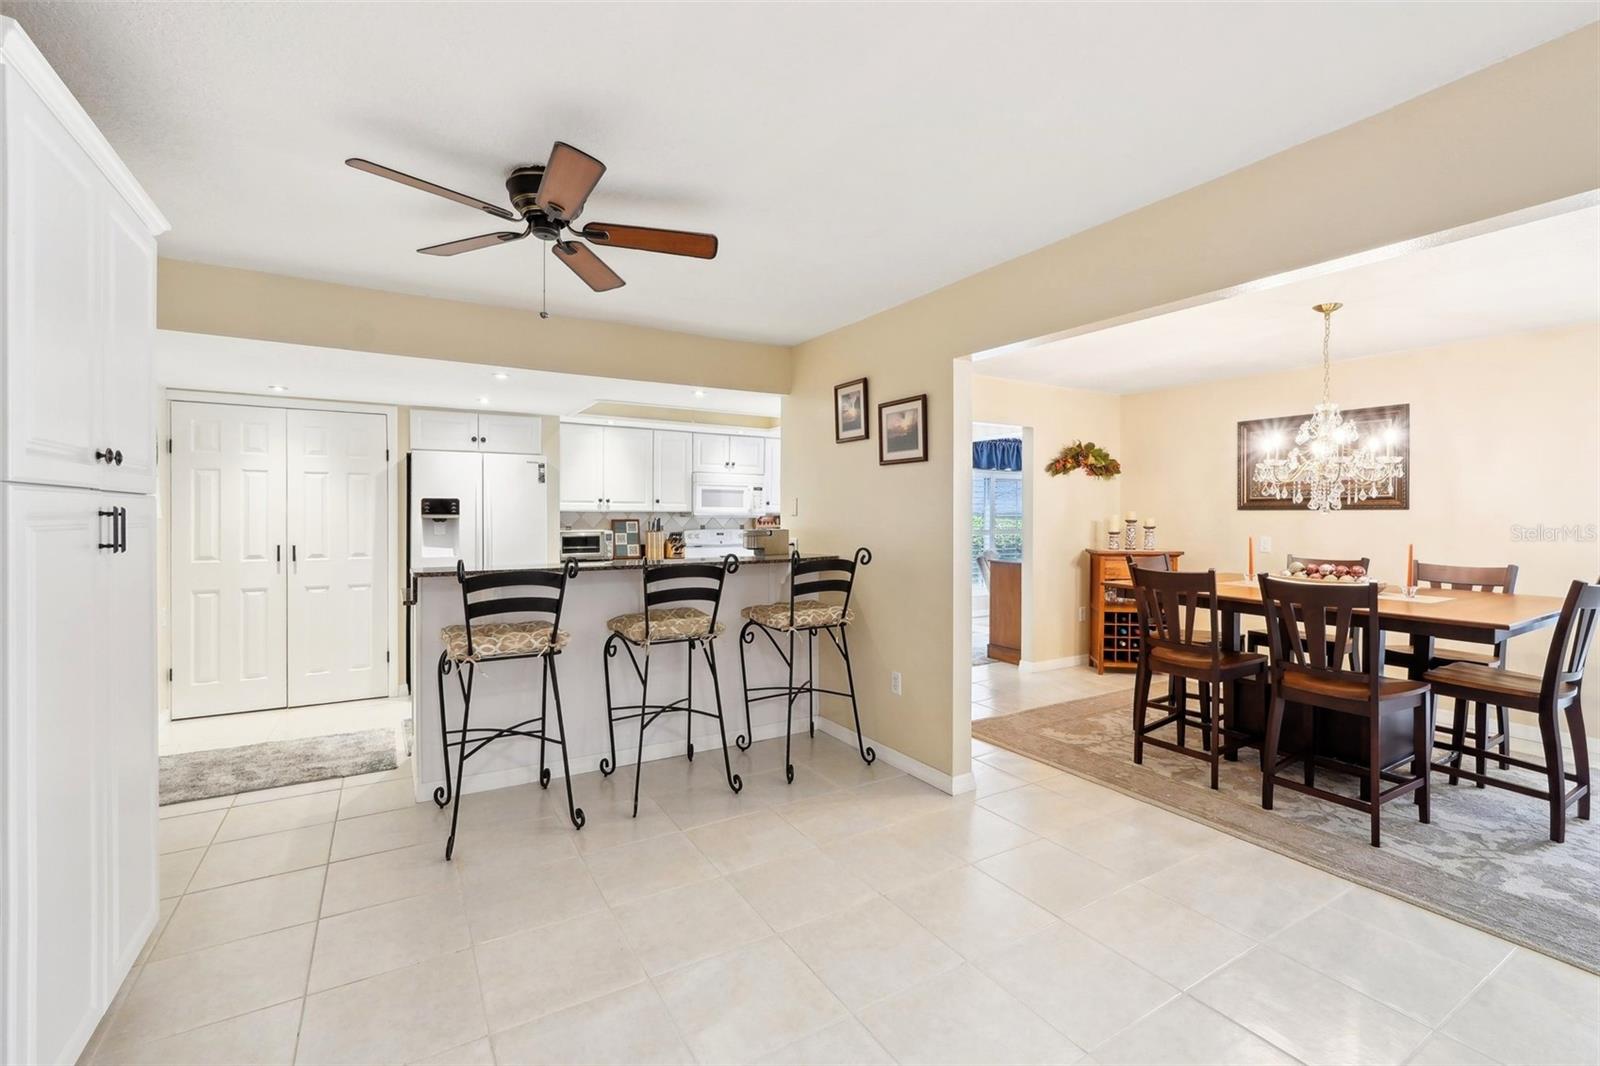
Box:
160 728 400 805
974 692 1600 974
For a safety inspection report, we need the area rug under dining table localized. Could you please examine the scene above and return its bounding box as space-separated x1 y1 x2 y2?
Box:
973 692 1600 974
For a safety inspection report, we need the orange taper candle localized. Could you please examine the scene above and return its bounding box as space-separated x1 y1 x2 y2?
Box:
1248 536 1255 577
1406 543 1415 587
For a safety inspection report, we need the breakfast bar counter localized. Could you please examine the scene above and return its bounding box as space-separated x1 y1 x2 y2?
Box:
409 557 805 804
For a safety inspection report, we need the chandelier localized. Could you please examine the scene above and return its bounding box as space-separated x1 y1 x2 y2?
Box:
1252 302 1405 513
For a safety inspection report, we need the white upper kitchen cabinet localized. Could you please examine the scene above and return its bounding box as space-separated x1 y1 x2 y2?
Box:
559 422 606 509
476 413 542 455
652 430 693 511
96 192 158 495
602 426 654 511
410 409 541 454
762 437 782 514
693 432 764 474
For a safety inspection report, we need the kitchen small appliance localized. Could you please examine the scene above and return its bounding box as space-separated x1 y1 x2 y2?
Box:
560 527 614 561
682 528 754 560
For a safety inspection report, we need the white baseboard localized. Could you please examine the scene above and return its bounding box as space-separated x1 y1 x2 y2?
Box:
1016 654 1087 674
814 716 974 796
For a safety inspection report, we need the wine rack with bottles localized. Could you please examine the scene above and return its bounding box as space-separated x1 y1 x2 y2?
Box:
1084 549 1183 674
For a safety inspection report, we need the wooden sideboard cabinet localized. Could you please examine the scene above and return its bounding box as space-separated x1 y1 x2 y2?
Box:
1085 549 1183 673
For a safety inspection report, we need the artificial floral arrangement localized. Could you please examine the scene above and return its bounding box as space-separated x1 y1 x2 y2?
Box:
1045 440 1121 480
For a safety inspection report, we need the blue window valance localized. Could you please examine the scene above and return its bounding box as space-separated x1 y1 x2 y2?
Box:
973 437 1022 471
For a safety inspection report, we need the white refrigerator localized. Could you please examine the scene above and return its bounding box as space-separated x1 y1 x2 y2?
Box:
410 450 550 570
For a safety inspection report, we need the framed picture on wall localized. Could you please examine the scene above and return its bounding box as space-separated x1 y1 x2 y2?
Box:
1236 402 1410 510
835 378 869 442
878 394 929 465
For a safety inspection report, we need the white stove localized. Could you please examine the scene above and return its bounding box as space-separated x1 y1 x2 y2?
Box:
682 528 754 560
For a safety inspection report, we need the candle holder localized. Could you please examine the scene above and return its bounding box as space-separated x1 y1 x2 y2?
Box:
1123 519 1138 550
1106 525 1121 550
1142 524 1157 550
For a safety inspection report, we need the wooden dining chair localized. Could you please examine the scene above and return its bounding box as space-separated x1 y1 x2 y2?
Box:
1246 555 1371 661
1131 568 1267 789
1258 574 1431 847
1385 562 1519 788
1424 577 1596 843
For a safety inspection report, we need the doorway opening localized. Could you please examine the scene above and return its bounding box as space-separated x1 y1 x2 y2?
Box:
971 422 1024 669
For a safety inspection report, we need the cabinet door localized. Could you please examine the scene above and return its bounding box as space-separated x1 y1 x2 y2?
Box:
727 435 765 474
476 413 541 455
169 402 289 717
101 494 158 977
652 431 693 512
286 410 388 707
409 409 480 451
762 438 781 514
603 427 654 511
4 486 105 1065
692 433 730 472
558 423 606 510
97 192 158 495
3 73 103 489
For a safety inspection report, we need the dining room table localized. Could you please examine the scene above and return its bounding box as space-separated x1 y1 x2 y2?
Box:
1197 573 1570 757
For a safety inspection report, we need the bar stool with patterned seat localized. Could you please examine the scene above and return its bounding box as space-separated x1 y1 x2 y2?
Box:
1384 562 1519 787
737 546 875 784
600 556 743 816
435 559 583 860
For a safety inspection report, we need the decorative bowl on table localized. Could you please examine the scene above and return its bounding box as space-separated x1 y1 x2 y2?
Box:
1274 560 1384 591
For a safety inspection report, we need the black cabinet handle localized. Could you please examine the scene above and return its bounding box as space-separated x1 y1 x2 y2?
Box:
95 448 113 464
114 449 123 466
291 545 297 568
97 509 117 551
118 507 127 552
276 544 282 566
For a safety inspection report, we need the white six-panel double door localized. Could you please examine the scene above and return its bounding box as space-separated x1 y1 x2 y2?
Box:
171 401 389 718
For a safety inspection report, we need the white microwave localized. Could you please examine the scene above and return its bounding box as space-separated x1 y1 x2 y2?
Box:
692 474 761 516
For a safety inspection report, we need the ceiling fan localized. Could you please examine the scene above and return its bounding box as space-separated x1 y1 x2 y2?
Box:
345 141 717 303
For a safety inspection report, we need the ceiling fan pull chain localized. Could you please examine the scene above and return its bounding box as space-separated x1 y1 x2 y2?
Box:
540 243 550 320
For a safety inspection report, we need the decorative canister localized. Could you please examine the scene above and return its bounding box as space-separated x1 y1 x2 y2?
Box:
1142 522 1157 550
1123 519 1138 550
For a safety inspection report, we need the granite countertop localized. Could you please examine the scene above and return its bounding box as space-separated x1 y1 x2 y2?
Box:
413 554 805 577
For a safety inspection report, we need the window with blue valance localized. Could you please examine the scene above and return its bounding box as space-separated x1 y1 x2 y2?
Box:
973 437 1022 471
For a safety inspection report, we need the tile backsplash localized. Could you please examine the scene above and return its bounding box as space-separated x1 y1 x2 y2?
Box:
560 512 744 533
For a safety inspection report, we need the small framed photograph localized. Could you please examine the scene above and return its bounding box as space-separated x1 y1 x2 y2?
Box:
878 394 928 465
834 378 869 442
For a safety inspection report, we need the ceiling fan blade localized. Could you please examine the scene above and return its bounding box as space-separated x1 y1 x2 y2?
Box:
536 142 606 222
553 240 624 292
579 223 718 260
417 230 528 256
346 158 516 221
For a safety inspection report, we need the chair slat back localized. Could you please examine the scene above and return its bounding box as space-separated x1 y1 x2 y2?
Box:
456 560 578 658
1259 574 1381 700
1415 561 1518 593
639 557 737 641
1128 554 1170 573
1541 578 1600 696
788 545 871 619
1131 566 1220 666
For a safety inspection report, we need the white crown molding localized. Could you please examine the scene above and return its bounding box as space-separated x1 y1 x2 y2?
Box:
0 17 169 236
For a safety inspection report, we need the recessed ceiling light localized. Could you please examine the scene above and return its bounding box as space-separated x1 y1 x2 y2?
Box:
491 372 509 381
478 397 490 405
266 384 288 392
693 389 707 398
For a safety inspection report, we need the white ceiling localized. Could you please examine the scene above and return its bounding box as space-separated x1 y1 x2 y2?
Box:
156 331 782 417
973 205 1600 393
12 3 1594 345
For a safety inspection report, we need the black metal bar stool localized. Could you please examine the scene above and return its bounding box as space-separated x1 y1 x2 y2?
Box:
435 560 583 861
600 555 743 816
737 546 875 784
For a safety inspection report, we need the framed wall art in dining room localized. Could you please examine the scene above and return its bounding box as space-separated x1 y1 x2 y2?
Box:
1236 402 1411 510
879 393 929 465
835 378 870 442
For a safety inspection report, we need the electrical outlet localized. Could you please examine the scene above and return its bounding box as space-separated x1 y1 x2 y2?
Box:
1260 535 1273 553
1078 606 1087 622
890 671 902 696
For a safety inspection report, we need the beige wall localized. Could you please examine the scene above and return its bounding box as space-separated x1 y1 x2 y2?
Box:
158 259 793 395
1121 323 1600 684
784 25 1600 781
972 376 1123 665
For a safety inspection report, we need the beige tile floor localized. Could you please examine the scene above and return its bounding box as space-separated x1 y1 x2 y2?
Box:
86 668 1598 1065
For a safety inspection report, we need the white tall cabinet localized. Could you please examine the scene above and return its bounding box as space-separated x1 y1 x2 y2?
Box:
0 20 169 1066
